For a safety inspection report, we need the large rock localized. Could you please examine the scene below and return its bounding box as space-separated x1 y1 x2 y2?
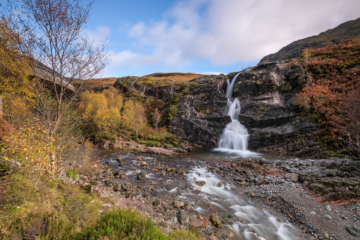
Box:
170 75 232 148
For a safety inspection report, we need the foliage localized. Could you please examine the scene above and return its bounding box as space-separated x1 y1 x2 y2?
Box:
79 87 123 140
122 100 147 137
297 39 360 156
0 173 101 240
0 19 35 102
73 209 167 240
168 105 179 123
3 0 108 135
4 120 62 177
0 117 12 143
66 168 78 179
168 229 199 240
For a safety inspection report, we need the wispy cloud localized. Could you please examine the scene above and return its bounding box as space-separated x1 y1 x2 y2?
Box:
107 0 360 71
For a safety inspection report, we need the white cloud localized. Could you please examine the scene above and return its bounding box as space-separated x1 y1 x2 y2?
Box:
108 0 360 69
201 72 223 75
85 26 111 45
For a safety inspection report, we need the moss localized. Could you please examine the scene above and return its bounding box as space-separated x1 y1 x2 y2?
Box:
135 138 162 147
190 82 199 90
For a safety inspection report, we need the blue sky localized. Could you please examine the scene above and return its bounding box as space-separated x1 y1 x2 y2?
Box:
2 0 360 77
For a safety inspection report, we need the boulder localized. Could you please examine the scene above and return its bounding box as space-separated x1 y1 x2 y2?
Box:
210 214 222 228
137 171 146 181
173 200 185 208
177 210 189 225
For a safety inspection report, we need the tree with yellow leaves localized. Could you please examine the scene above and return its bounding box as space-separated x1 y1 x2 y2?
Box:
122 100 147 137
78 87 123 139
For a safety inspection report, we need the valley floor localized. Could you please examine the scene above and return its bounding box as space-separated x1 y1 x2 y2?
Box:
62 148 360 240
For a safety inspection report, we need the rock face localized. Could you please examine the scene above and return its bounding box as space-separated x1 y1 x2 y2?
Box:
225 62 322 156
170 75 231 148
259 18 360 64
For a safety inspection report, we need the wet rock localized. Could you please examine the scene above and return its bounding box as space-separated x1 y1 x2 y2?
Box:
217 181 224 187
139 161 147 166
189 219 203 228
346 224 360 237
177 210 189 225
176 168 185 175
153 199 161 206
196 181 206 187
210 214 222 228
137 171 146 181
89 180 98 185
116 157 123 166
173 200 185 208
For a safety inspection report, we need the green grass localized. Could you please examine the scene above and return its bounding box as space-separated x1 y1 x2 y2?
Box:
73 209 168 240
66 168 78 179
135 138 162 147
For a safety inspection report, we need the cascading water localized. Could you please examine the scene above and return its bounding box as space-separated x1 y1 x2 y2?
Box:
214 73 259 156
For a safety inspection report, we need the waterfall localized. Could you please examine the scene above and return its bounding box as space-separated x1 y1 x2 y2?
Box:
214 73 259 156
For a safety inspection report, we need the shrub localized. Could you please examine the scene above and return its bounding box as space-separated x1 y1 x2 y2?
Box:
122 100 147 137
73 209 167 240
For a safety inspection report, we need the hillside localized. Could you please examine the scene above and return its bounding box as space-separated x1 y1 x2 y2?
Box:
258 17 360 64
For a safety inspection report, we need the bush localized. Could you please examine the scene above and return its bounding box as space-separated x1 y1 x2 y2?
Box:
73 209 167 240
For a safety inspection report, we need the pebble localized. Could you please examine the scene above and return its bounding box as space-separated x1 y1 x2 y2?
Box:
324 215 332 220
325 205 331 212
310 211 317 215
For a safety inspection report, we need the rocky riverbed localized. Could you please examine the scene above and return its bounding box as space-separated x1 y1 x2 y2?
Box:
61 150 360 240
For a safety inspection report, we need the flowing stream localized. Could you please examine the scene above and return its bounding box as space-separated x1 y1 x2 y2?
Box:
214 73 259 157
185 167 303 240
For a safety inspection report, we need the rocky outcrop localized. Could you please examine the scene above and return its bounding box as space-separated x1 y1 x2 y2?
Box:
170 75 231 148
259 17 360 64
226 62 323 156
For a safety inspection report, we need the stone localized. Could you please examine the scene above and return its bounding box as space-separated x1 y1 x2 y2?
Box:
285 173 298 182
177 210 189 225
173 200 185 208
210 214 222 228
324 215 332 220
324 232 329 239
346 224 360 237
137 171 146 181
139 161 147 166
176 168 185 175
325 205 331 212
153 199 161 206
196 181 206 187
121 183 132 191
310 211 317 215
116 157 123 165
189 219 203 228
217 181 224 187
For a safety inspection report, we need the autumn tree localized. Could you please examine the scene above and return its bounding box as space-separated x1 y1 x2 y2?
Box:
122 100 147 137
152 108 160 131
78 87 123 139
2 0 108 135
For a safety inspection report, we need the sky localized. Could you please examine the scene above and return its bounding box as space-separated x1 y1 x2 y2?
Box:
2 0 360 77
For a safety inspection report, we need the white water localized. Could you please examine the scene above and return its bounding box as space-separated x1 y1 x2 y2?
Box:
186 167 302 240
214 73 259 157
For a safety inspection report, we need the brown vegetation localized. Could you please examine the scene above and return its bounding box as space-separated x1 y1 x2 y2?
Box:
74 77 118 89
296 39 360 156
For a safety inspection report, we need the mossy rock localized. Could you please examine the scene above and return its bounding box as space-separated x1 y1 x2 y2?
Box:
0 159 20 177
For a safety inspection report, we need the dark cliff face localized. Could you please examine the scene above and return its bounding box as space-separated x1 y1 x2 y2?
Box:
113 66 323 157
227 62 322 156
259 18 360 64
170 75 231 148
